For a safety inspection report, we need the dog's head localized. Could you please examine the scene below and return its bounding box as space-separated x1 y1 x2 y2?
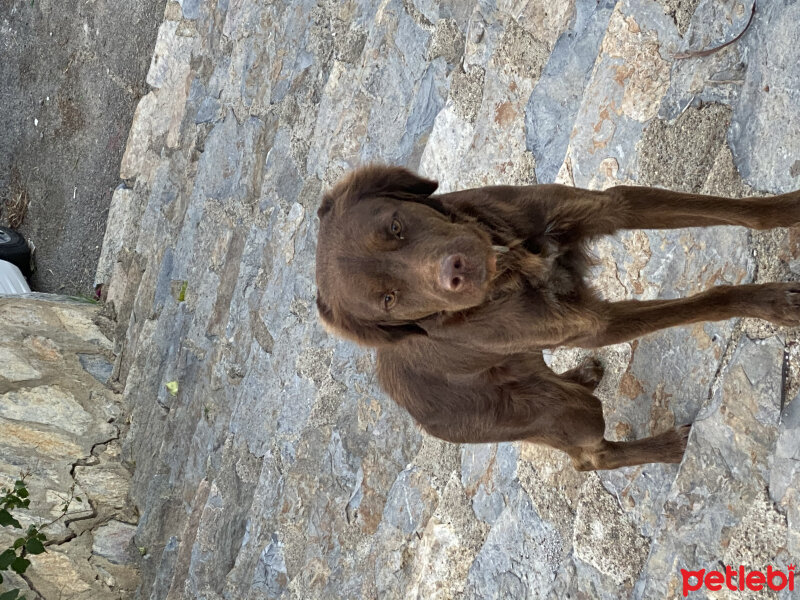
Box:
315 165 496 346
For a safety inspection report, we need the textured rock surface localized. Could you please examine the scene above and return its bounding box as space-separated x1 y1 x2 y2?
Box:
0 296 138 599
98 0 800 598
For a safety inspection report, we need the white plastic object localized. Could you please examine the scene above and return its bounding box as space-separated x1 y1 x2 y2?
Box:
0 259 31 295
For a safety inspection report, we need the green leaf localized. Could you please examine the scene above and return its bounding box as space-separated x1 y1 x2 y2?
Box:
0 588 19 600
15 489 27 499
13 538 25 549
0 510 21 529
0 548 16 569
10 556 30 575
25 539 45 555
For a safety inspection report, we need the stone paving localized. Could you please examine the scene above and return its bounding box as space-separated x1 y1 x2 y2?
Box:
97 0 800 597
0 297 138 599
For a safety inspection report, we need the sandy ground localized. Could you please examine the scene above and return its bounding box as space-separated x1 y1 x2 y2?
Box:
0 0 165 295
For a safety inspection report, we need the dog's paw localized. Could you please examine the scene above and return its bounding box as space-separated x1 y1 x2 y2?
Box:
579 357 605 389
675 423 691 447
564 357 605 390
754 283 800 326
655 424 691 463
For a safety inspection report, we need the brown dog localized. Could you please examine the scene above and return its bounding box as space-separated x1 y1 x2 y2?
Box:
315 164 800 470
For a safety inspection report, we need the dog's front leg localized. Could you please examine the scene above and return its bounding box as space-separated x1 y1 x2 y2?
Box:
602 186 800 231
569 282 800 348
531 185 800 240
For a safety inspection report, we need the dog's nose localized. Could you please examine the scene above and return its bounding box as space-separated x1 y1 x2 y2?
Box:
440 254 467 292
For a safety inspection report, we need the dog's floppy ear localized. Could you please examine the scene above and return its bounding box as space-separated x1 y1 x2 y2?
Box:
317 194 335 219
316 294 427 347
318 165 439 220
351 164 439 200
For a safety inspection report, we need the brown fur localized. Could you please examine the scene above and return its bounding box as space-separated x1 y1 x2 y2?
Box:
315 164 800 470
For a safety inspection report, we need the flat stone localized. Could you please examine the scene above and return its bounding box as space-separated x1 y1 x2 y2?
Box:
0 346 41 381
727 1 800 193
78 353 114 384
405 472 487 599
573 476 649 586
460 442 517 525
74 463 132 511
92 520 138 565
0 296 133 598
637 336 786 597
463 486 563 597
146 20 195 90
0 301 46 330
29 551 94 597
525 0 616 183
654 0 701 34
50 305 113 349
24 334 63 361
0 386 93 436
94 186 138 287
0 419 85 460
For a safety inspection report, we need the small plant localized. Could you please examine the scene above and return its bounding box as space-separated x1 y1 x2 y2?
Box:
67 294 100 305
0 474 78 600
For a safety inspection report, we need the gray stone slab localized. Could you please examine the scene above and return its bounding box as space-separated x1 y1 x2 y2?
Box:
636 336 790 599
92 520 138 565
525 0 617 183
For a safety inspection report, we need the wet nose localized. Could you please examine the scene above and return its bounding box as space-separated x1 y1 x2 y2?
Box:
439 254 467 292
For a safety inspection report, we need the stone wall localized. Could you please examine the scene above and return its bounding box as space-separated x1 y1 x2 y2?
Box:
0 296 138 599
98 0 800 598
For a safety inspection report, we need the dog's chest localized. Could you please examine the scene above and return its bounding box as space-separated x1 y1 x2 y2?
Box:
496 237 589 301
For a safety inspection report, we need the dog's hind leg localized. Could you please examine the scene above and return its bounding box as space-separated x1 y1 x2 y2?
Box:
522 380 690 470
564 426 691 471
416 369 686 470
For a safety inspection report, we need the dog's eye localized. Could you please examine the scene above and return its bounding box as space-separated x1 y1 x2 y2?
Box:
383 292 397 309
390 218 403 238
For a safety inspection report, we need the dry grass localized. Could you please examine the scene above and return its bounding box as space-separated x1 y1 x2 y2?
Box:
2 187 29 229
